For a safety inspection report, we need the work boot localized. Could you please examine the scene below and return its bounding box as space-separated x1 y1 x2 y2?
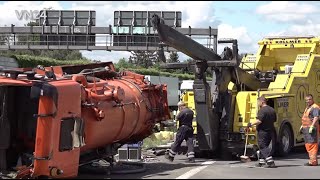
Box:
165 156 174 162
255 159 266 167
263 156 276 168
164 152 174 162
185 158 195 163
304 163 317 166
255 163 265 167
263 161 276 168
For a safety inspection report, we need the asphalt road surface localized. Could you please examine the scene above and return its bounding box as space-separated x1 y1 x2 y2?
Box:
78 147 318 179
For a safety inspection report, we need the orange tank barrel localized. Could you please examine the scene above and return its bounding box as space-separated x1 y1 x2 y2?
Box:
79 70 170 151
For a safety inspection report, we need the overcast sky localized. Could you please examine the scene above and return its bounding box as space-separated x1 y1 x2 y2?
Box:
0 1 319 63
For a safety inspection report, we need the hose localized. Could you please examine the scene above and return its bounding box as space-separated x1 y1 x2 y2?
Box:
110 161 146 174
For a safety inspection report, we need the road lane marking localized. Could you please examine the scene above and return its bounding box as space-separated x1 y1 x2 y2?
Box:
201 161 216 165
175 161 216 179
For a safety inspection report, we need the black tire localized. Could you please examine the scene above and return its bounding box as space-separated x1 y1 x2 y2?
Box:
219 142 233 160
195 150 212 158
276 124 293 156
220 150 233 160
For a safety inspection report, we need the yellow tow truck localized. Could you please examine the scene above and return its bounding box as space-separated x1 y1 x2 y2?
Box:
233 35 320 156
152 13 318 158
179 35 320 157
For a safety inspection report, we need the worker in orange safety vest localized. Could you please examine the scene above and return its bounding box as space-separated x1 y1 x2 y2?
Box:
300 94 320 166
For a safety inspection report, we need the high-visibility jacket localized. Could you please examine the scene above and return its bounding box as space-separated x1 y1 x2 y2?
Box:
301 103 319 165
302 103 319 128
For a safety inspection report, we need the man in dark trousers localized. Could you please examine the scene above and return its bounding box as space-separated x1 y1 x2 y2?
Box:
247 96 276 168
165 101 195 163
300 94 319 166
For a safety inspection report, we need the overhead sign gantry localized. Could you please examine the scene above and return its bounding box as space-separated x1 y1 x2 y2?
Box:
0 10 218 52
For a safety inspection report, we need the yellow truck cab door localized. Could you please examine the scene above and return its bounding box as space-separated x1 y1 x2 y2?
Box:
31 80 84 178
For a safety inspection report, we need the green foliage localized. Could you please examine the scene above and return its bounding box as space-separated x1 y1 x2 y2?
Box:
115 58 131 69
115 57 212 80
25 21 38 26
168 52 179 63
0 50 85 61
129 51 156 68
11 55 91 68
123 67 196 80
142 136 170 150
152 62 161 70
41 50 84 60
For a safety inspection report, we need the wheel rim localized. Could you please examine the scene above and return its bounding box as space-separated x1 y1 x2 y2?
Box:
282 128 290 152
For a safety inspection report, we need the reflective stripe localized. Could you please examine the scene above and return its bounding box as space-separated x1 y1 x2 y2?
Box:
256 150 260 160
187 152 195 158
169 149 176 157
169 149 176 155
266 156 273 161
266 156 274 163
259 159 266 163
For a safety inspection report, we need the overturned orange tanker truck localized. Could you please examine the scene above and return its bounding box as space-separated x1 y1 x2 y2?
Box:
0 62 170 179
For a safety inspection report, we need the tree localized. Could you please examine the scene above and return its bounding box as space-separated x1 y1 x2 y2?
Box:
157 46 166 63
116 58 131 69
185 58 194 63
40 50 83 60
168 52 179 63
129 51 157 68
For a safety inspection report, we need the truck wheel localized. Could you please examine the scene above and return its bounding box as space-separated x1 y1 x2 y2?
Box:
220 150 233 160
277 124 293 156
219 142 233 160
196 150 215 158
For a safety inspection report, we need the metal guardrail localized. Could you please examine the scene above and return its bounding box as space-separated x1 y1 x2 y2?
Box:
0 34 216 51
0 25 218 51
0 26 218 36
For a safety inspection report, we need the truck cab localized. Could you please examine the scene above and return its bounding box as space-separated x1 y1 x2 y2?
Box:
233 36 320 156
